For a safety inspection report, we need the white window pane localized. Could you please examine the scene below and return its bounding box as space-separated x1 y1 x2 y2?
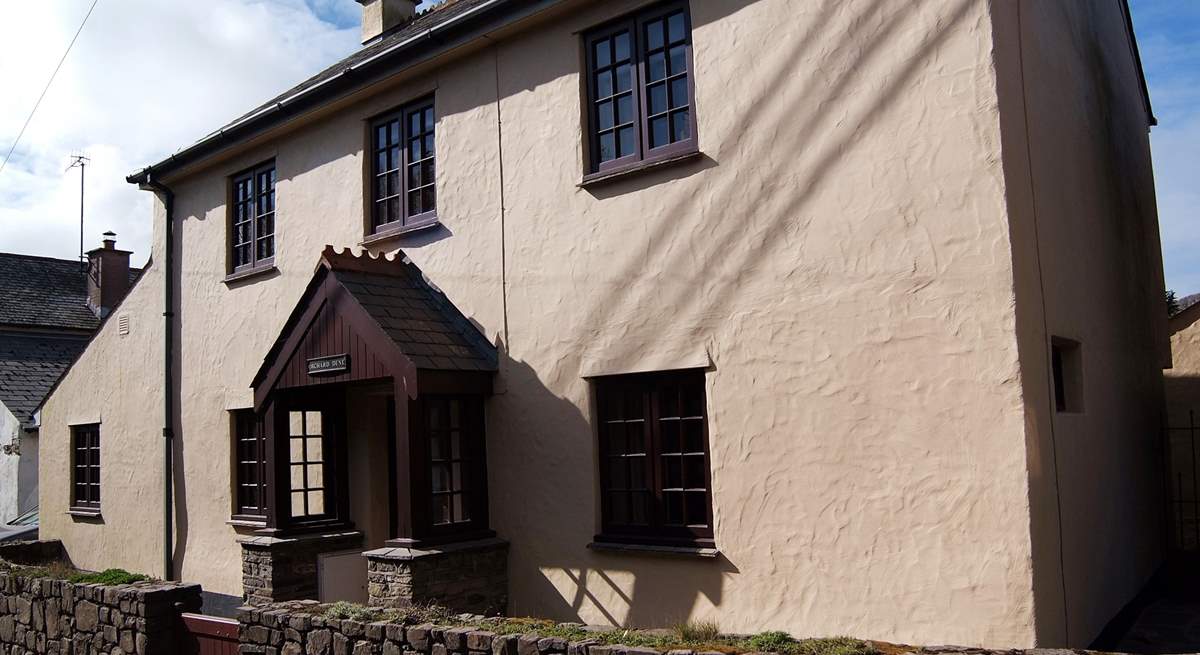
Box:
305 411 322 435
308 491 324 515
290 464 304 489
289 411 303 436
290 438 304 463
307 437 323 462
291 491 306 517
307 464 323 488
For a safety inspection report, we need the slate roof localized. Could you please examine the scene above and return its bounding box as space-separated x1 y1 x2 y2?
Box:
0 334 89 429
129 0 530 182
0 253 98 331
329 251 498 372
0 253 142 331
226 0 492 129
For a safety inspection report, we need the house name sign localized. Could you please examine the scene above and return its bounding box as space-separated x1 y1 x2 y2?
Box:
307 354 350 376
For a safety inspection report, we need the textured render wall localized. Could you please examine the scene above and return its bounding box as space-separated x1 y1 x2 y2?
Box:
1166 308 1200 423
0 406 19 524
990 0 1166 647
38 200 166 580
43 0 1036 646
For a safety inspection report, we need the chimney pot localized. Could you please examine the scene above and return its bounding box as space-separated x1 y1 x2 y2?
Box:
102 231 116 250
356 0 419 45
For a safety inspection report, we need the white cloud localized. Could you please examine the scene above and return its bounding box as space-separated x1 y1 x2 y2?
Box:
0 0 362 264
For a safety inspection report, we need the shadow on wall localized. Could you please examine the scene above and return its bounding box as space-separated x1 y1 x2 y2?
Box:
1164 377 1200 552
493 345 738 628
473 0 980 629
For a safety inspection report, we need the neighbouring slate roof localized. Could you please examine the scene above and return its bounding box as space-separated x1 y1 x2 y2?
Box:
0 253 142 331
331 257 498 372
0 253 98 331
1180 293 1200 315
0 333 90 428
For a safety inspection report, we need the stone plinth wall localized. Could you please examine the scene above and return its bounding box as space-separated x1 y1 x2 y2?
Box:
239 602 580 655
240 531 364 606
0 570 202 655
365 538 508 616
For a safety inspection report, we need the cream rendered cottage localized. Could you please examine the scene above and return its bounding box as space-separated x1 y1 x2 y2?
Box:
39 0 1168 648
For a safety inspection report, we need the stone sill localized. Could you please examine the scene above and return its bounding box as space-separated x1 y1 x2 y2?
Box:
67 509 103 521
223 264 278 285
587 541 720 559
364 536 508 561
578 150 703 188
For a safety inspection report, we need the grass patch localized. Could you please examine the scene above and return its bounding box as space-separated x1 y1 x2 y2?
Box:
68 568 149 585
675 621 721 642
0 561 149 586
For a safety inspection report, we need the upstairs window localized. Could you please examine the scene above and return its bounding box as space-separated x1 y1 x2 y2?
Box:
584 2 697 175
232 410 268 520
231 161 276 273
370 98 437 235
594 369 713 546
71 423 101 512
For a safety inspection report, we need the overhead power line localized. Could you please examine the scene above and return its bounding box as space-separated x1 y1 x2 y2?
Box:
0 0 101 175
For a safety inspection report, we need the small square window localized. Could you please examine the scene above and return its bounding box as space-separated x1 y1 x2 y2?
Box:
1052 337 1083 413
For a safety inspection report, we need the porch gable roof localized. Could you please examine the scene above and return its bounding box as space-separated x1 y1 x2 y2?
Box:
251 246 497 405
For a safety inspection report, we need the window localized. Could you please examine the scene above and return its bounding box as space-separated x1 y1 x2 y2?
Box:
288 410 328 519
232 410 268 520
230 161 276 273
584 2 696 175
420 395 488 536
594 369 713 546
71 424 100 512
370 98 436 234
1052 337 1083 413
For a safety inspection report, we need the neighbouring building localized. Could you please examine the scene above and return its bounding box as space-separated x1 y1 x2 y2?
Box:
37 0 1168 648
0 233 138 523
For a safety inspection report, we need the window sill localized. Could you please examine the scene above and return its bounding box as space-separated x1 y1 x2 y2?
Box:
67 509 102 520
361 218 441 246
588 541 719 558
579 149 702 188
223 265 278 285
228 517 267 529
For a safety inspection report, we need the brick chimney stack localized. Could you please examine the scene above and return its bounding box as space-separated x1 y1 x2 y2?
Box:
86 231 132 319
356 0 419 45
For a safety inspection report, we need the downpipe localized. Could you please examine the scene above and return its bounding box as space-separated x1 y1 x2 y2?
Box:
138 173 175 582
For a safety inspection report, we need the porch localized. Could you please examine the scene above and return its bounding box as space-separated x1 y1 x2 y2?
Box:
238 247 506 614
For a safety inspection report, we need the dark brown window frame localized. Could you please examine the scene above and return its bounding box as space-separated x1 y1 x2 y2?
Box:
70 423 101 513
583 1 698 179
229 161 277 275
367 97 438 238
593 369 714 547
231 410 268 522
412 394 491 541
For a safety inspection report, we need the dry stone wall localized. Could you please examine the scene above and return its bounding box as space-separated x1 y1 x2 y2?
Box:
0 569 201 655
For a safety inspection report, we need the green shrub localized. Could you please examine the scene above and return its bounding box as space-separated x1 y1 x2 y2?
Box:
68 569 149 585
750 631 797 653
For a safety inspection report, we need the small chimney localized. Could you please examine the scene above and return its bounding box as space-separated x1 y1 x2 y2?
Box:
356 0 419 45
86 231 132 319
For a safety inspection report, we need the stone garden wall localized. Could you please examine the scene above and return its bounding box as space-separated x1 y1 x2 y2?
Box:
0 542 202 655
239 602 609 655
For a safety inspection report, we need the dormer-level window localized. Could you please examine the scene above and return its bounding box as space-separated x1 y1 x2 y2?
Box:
370 98 437 236
230 161 276 274
584 1 697 177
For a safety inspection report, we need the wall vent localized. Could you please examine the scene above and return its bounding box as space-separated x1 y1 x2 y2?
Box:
118 315 130 336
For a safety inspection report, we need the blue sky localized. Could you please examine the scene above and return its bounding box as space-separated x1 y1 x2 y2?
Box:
1130 0 1200 295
